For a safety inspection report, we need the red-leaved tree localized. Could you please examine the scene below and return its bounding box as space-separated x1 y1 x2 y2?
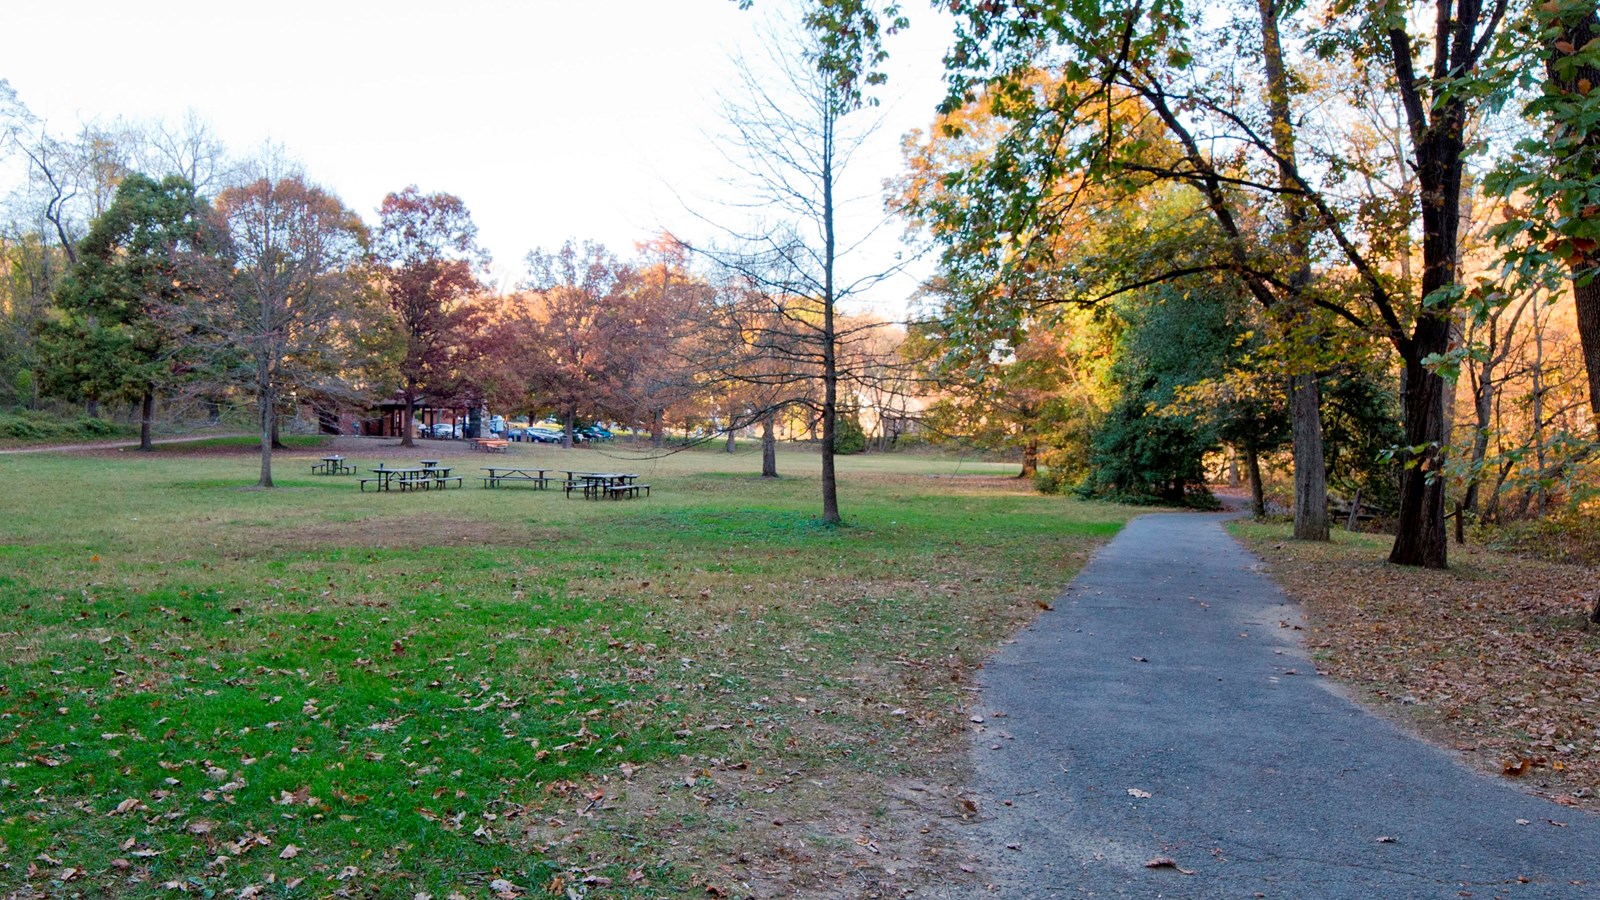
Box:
372 187 486 447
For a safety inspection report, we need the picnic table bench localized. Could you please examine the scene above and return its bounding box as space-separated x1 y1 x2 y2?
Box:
481 467 550 489
473 438 510 453
312 455 354 475
359 465 460 492
569 472 649 500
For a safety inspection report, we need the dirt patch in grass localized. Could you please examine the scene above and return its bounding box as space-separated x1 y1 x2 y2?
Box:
1235 524 1600 813
523 555 1084 897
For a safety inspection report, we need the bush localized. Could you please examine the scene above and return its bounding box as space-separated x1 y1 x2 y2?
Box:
1033 467 1073 495
0 410 128 443
834 405 867 455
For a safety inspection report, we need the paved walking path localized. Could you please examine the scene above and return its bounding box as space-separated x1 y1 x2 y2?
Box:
973 512 1598 899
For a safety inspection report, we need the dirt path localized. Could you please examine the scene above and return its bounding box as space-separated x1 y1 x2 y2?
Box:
968 512 1597 898
0 434 252 455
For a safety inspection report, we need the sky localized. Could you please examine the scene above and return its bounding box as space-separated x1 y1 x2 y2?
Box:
0 0 955 316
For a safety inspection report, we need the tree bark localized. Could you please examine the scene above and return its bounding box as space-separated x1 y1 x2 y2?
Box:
1290 373 1329 540
1547 2 1600 429
258 382 275 488
1386 18 1470 568
1573 276 1600 431
400 388 416 448
1246 443 1266 517
1020 438 1039 479
1390 318 1452 568
762 412 778 477
651 407 665 450
1258 0 1328 542
138 388 155 451
819 88 841 527
726 422 737 454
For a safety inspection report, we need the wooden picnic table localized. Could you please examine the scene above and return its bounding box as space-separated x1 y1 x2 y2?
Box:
481 467 550 489
473 438 511 453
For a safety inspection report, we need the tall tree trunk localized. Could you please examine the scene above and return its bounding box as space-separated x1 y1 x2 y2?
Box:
258 382 275 488
726 422 737 454
1463 371 1494 517
1546 1 1600 430
400 388 416 448
1387 43 1469 567
819 91 841 527
651 407 665 450
138 387 155 451
1573 276 1600 431
762 412 778 478
1532 299 1550 517
1020 438 1039 479
1258 0 1327 542
1390 319 1452 568
1246 443 1266 517
270 415 283 451
1290 373 1329 540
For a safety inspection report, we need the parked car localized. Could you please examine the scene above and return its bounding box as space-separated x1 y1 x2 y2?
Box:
423 423 461 439
526 428 565 444
576 425 613 442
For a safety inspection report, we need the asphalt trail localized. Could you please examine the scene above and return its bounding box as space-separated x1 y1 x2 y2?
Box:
971 512 1599 899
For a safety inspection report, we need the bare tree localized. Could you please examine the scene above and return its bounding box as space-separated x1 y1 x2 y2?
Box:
689 19 910 524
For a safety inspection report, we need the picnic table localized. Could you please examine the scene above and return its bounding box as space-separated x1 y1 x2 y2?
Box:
312 455 354 475
481 467 550 489
568 472 649 500
473 438 511 453
359 464 461 492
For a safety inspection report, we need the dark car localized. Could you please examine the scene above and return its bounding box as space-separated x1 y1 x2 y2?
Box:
577 425 613 442
526 428 565 444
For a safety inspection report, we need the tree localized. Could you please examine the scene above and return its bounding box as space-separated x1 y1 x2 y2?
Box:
201 168 371 487
629 235 714 450
877 0 1515 566
1490 0 1600 429
39 173 212 449
516 240 653 447
692 15 909 524
371 187 486 448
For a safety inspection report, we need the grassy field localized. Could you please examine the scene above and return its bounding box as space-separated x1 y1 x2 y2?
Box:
0 438 1133 898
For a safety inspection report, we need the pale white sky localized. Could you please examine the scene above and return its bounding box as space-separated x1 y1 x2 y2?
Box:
0 0 952 316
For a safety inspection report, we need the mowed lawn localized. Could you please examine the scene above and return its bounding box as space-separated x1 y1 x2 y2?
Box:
0 439 1131 898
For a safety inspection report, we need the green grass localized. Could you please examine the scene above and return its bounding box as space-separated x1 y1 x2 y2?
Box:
0 441 1130 896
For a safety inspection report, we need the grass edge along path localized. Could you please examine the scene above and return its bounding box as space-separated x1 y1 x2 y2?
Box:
0 445 1132 898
